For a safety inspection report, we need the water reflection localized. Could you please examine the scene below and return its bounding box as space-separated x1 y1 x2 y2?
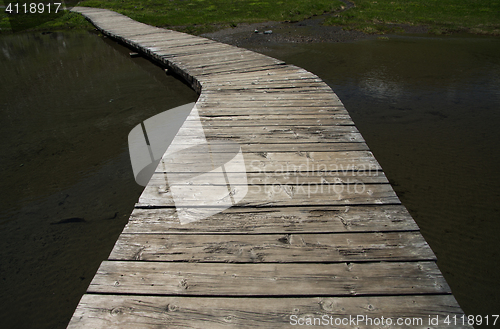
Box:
359 66 404 101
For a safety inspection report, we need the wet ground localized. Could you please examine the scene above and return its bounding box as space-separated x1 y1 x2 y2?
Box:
201 7 428 46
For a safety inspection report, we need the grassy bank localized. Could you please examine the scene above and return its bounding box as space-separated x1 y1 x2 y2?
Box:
1 0 344 34
1 0 499 35
78 0 345 34
325 0 500 35
0 10 94 33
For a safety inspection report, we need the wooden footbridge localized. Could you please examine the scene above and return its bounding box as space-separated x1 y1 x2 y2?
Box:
68 7 469 328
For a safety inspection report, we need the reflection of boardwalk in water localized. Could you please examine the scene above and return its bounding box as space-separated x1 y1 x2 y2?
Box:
68 7 470 328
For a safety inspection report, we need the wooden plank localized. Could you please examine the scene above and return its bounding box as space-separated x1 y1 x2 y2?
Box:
174 52 283 67
196 106 348 115
186 124 360 134
188 114 355 127
202 86 334 94
226 142 370 152
199 100 342 107
87 261 450 296
201 74 323 84
130 33 205 44
150 171 389 186
67 294 471 329
157 150 382 173
169 129 364 143
179 58 283 72
126 32 179 43
197 65 313 81
203 79 327 87
124 205 420 234
186 62 285 77
198 93 340 102
109 231 436 262
175 52 257 67
137 183 399 207
155 44 241 57
141 38 217 49
111 28 170 38
161 46 246 58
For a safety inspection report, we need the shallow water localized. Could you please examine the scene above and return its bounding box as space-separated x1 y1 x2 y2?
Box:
245 35 500 319
0 31 198 329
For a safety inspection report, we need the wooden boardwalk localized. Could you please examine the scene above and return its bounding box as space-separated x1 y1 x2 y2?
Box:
68 7 470 328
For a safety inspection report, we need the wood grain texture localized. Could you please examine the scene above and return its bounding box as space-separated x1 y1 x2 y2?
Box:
109 231 436 262
88 261 449 296
68 294 471 329
157 150 382 172
125 205 420 234
186 114 356 127
150 171 389 185
166 127 364 144
137 182 399 207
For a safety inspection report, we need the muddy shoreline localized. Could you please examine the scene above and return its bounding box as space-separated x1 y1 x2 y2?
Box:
200 11 429 47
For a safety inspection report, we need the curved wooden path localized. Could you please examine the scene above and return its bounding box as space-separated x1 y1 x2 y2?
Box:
68 7 470 328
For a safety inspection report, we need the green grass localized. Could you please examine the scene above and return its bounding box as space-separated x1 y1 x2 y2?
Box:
76 0 345 34
0 9 95 33
324 0 500 35
2 0 499 35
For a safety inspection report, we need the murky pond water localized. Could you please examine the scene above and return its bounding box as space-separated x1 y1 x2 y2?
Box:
245 35 500 319
0 31 198 329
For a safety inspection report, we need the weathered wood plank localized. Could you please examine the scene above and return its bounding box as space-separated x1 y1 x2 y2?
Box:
174 52 284 68
197 65 314 81
229 143 370 152
109 231 436 262
196 125 360 132
187 114 355 127
198 99 343 107
165 48 249 62
124 205 420 234
168 129 363 143
195 106 348 115
202 86 334 94
181 59 284 73
202 79 327 88
186 62 285 77
157 150 381 173
177 57 277 71
67 294 470 329
141 38 217 49
199 92 340 101
88 261 450 296
137 183 399 207
130 33 206 44
150 171 389 186
155 44 238 57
